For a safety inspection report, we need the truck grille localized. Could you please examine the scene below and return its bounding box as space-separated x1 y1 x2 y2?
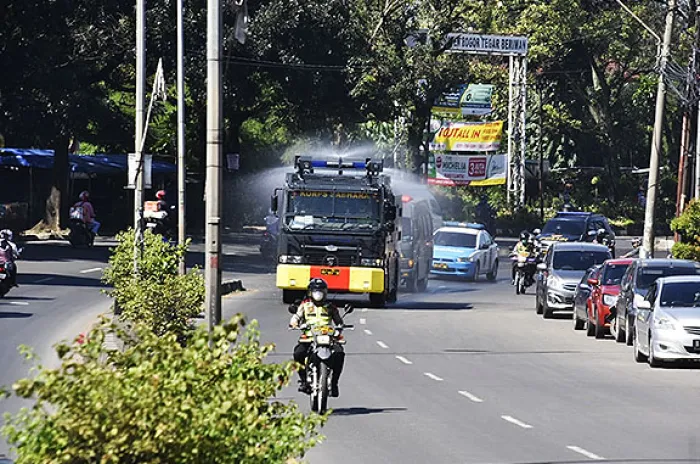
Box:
304 251 355 267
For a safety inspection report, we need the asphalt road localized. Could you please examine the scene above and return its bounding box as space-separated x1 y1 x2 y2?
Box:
2 237 700 463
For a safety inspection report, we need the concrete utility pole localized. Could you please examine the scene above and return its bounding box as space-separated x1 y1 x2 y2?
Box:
177 0 187 275
134 0 146 271
205 0 223 331
641 0 676 259
695 3 700 200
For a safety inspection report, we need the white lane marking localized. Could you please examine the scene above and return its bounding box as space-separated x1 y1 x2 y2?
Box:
79 267 103 274
395 356 413 365
9 301 29 306
424 372 443 382
34 277 55 284
359 318 366 325
361 308 368 312
376 341 389 349
363 329 373 335
458 391 483 403
501 415 533 429
566 446 604 460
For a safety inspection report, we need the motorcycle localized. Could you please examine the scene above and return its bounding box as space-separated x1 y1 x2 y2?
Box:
0 248 22 298
511 253 538 295
288 304 354 414
67 219 94 248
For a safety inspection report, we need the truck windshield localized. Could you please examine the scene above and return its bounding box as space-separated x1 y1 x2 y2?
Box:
286 190 381 231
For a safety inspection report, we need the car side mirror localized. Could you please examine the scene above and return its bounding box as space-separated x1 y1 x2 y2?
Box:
480 243 489 250
271 194 279 214
385 205 397 221
587 278 599 286
537 263 547 271
287 303 298 314
343 304 354 315
587 230 597 237
637 300 651 311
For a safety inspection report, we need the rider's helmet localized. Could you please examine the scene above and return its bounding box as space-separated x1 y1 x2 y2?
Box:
156 190 166 200
519 230 530 243
532 228 541 236
308 278 328 303
596 228 607 243
79 191 90 202
0 229 10 241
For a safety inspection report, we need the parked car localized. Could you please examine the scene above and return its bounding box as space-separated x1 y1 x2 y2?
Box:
573 265 602 331
535 242 611 318
431 223 499 281
612 259 700 346
537 212 616 256
399 195 434 292
633 275 700 367
583 258 634 338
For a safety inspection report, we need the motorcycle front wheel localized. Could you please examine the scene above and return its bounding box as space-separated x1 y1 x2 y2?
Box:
311 362 330 414
515 273 521 295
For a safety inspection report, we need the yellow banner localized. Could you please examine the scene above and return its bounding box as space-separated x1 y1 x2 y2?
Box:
429 121 503 152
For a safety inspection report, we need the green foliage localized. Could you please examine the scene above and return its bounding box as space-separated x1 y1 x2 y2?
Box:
2 316 326 463
102 229 204 338
672 200 700 262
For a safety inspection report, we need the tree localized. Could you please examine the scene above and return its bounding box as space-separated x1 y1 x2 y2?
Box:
2 316 326 463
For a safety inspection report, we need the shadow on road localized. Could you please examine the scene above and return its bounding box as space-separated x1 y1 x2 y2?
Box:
20 274 105 288
19 243 112 263
0 311 33 319
544 312 574 320
330 407 406 416
443 349 585 355
390 301 474 311
0 295 54 301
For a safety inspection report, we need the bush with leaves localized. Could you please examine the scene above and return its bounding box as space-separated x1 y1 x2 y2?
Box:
102 229 204 338
671 200 700 262
2 315 326 463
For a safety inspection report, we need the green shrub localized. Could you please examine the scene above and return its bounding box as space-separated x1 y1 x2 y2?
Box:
2 316 326 463
671 200 700 262
102 229 204 338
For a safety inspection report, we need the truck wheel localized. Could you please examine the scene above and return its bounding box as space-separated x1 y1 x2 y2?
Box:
283 290 303 305
369 292 387 308
487 260 498 281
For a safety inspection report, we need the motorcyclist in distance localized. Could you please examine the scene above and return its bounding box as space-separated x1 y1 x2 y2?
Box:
289 278 346 397
72 191 100 236
0 229 20 287
511 230 534 285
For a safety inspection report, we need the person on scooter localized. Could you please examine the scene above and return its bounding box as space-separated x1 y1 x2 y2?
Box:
73 191 100 236
289 278 346 397
0 229 20 287
511 230 534 285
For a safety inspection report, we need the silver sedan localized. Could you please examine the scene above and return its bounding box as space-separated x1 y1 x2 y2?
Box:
634 275 700 367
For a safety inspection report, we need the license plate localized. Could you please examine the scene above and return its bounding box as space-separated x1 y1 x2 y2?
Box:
433 263 448 270
0 273 6 280
316 335 331 345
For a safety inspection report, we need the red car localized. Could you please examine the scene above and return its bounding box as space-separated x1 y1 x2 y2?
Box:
585 258 633 339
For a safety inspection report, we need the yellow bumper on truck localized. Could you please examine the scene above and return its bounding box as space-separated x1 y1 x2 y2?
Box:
276 264 385 294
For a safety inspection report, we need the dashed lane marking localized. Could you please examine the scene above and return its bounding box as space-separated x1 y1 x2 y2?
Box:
359 318 366 325
501 415 533 429
395 356 413 365
566 446 604 460
424 372 443 382
376 341 389 349
458 391 483 403
79 267 103 274
361 308 368 312
363 329 373 335
34 277 55 284
9 301 29 306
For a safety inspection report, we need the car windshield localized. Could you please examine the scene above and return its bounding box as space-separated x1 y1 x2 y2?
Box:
660 282 700 307
541 219 586 237
553 250 610 271
602 263 629 286
636 266 700 290
434 231 477 248
286 190 381 231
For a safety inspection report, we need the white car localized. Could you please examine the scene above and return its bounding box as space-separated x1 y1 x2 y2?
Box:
634 275 700 367
431 222 499 281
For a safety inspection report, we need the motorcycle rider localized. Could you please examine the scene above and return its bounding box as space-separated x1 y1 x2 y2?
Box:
0 229 20 287
72 191 100 236
290 278 346 397
511 230 534 285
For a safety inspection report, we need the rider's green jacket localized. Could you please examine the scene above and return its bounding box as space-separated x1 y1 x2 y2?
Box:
290 299 344 329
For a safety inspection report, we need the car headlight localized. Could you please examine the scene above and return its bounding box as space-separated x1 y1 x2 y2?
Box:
602 294 618 307
654 316 678 331
361 258 383 267
548 275 564 290
458 254 476 263
279 255 303 264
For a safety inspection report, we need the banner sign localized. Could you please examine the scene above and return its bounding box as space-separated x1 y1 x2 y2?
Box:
428 154 507 186
446 33 528 56
429 121 503 152
461 84 493 116
433 84 468 116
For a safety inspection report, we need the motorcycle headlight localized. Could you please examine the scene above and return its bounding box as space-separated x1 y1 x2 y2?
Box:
279 255 303 264
360 258 383 267
654 316 678 331
602 294 618 307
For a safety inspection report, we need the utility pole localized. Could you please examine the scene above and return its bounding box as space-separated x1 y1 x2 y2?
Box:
177 0 187 275
205 0 223 331
641 0 676 259
134 0 146 271
695 3 700 200
537 77 544 222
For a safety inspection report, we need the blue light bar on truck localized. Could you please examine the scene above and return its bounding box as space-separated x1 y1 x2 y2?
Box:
310 160 367 169
443 221 485 230
296 156 384 175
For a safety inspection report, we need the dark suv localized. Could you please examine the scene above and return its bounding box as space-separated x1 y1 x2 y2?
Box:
612 259 700 345
537 212 616 256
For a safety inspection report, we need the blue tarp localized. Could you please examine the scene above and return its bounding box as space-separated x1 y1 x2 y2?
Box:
0 148 176 174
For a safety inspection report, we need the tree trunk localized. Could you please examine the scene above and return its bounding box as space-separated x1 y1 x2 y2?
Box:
34 136 69 232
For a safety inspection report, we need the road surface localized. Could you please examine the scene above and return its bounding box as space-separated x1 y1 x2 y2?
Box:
2 238 699 463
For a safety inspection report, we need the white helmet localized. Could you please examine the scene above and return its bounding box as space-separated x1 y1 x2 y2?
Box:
0 229 12 241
